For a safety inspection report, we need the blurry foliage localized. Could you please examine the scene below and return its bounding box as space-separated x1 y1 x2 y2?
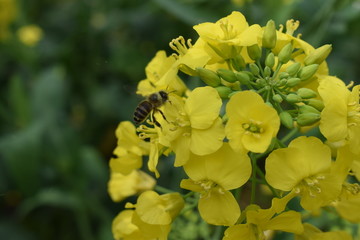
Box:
0 0 360 239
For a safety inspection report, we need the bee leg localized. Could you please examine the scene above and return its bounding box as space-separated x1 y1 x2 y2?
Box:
158 109 168 122
151 111 162 128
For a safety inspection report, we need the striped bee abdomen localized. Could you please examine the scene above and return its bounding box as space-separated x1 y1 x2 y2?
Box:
133 100 153 124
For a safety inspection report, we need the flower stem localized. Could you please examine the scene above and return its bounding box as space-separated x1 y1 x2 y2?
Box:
281 127 299 144
155 185 174 194
250 156 257 204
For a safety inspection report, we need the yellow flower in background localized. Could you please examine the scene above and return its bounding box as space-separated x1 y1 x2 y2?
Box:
0 0 17 40
180 143 251 226
318 76 360 154
108 170 156 202
17 24 43 46
294 223 353 240
112 209 171 240
194 11 261 60
136 50 187 97
265 136 347 212
126 191 184 225
109 121 149 175
164 86 225 166
225 91 280 153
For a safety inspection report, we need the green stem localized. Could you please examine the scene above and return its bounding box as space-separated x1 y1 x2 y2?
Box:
281 127 299 144
154 185 173 194
250 155 257 204
256 167 279 198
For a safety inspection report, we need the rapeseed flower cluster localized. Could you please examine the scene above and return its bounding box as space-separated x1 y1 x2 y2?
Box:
108 11 359 239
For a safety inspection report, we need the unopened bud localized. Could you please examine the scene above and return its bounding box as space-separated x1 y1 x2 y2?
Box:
298 64 319 81
286 78 301 87
297 113 320 126
280 111 294 129
304 44 332 65
262 20 277 49
264 66 272 77
286 62 301 76
196 67 221 87
297 88 317 99
272 94 283 103
235 72 251 85
278 43 293 64
277 79 288 87
217 69 237 83
231 55 246 71
279 72 289 79
286 93 302 103
215 86 232 98
247 44 262 60
265 52 275 69
307 99 324 111
249 63 260 76
299 105 320 116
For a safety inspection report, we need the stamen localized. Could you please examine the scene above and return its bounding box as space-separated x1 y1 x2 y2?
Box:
169 36 191 56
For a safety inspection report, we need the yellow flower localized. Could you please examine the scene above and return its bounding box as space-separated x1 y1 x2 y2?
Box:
318 76 360 154
194 11 262 60
126 190 184 225
225 91 280 153
294 223 353 240
223 196 303 240
112 209 171 240
163 86 225 166
17 24 43 46
156 36 211 87
265 136 345 211
136 50 187 97
109 121 149 175
333 183 360 223
180 143 251 226
108 170 156 202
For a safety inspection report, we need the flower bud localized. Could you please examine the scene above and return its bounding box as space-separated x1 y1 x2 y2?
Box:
265 52 275 69
277 79 288 87
235 72 251 85
298 64 319 81
215 86 232 98
247 44 262 60
278 43 293 64
297 113 320 126
272 94 283 103
286 62 301 76
286 78 301 87
299 105 320 115
249 63 260 76
196 67 221 87
264 66 272 77
304 44 332 65
297 88 317 99
280 111 294 129
262 20 277 49
307 99 324 111
279 72 289 79
231 55 246 71
217 69 237 83
286 93 302 103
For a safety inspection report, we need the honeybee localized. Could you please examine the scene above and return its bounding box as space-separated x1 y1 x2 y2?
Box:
133 90 169 127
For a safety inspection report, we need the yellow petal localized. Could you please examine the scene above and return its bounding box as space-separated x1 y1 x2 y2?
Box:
185 86 222 129
265 211 304 234
223 224 256 240
184 143 251 190
190 117 224 156
198 189 240 226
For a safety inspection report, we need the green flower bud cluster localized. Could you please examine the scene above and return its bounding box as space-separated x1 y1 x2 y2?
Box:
195 19 330 127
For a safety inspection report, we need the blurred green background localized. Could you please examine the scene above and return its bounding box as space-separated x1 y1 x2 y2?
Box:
1 0 360 239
